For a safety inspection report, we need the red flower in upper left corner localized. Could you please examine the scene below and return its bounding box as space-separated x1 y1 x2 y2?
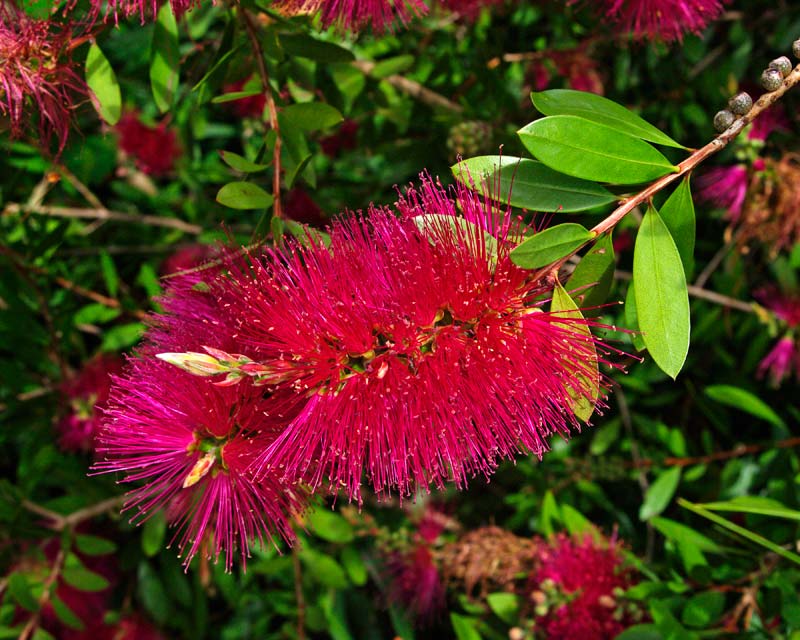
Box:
0 4 89 154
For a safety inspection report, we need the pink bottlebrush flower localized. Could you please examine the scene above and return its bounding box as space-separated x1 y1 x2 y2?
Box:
385 545 446 621
748 103 788 142
58 354 125 454
0 4 89 154
695 164 749 222
758 336 797 387
438 0 506 21
219 175 616 501
274 0 427 33
94 358 304 570
222 77 266 119
531 533 639 640
320 118 359 157
595 0 727 42
116 112 180 176
755 287 800 327
100 0 196 22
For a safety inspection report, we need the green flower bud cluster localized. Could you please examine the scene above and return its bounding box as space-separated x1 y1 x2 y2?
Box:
447 120 493 158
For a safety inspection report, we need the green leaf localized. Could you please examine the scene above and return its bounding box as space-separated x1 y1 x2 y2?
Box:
100 251 119 297
141 511 167 557
486 593 519 625
137 561 170 624
73 303 121 326
61 566 110 592
50 595 85 631
614 624 663 640
633 206 690 379
75 534 117 556
216 182 273 210
681 591 725 628
85 43 121 126
150 4 180 113
567 233 615 312
510 223 592 269
219 150 270 173
452 156 616 213
561 503 599 538
281 102 344 132
413 214 498 269
590 417 621 455
300 549 348 589
660 177 695 278
279 34 355 63
540 490 561 537
531 89 686 149
7 573 38 611
211 89 263 104
518 116 678 184
450 613 482 640
705 385 785 428
329 63 365 113
639 467 682 521
679 499 800 566
307 509 355 544
650 517 723 553
340 547 367 586
100 323 144 351
624 285 647 352
698 496 800 521
551 282 599 422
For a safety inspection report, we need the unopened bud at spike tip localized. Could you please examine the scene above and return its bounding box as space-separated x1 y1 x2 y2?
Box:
728 92 753 116
713 110 735 132
769 56 792 78
761 68 784 92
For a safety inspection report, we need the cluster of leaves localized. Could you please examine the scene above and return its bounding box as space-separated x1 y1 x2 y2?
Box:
3 0 800 638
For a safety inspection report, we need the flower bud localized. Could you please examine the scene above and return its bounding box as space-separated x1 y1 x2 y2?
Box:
728 91 752 115
713 110 735 132
156 351 226 376
761 68 784 92
769 56 792 78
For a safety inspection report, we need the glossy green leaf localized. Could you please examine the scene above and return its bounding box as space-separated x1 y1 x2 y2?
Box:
307 509 355 543
452 156 617 213
679 499 800 566
85 44 121 126
698 496 800 521
216 182 273 210
487 593 519 625
281 102 344 132
705 384 785 428
567 232 615 312
211 89 262 104
624 285 647 352
614 625 663 640
50 595 85 631
639 467 681 520
633 206 690 379
141 511 167 557
450 614 482 640
150 4 180 113
219 150 270 173
73 303 121 326
279 34 355 62
551 282 599 421
511 223 592 269
75 534 117 556
61 566 110 592
540 490 561 537
561 503 600 538
660 177 695 278
650 517 723 553
330 63 365 113
100 322 144 351
518 116 679 184
531 89 686 149
682 591 725 628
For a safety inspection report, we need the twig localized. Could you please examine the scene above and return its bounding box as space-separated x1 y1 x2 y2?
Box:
241 9 283 223
532 63 800 282
292 547 306 640
55 163 105 211
18 549 64 640
352 60 465 113
21 495 126 531
615 270 755 313
52 275 149 320
3 202 203 235
694 229 742 289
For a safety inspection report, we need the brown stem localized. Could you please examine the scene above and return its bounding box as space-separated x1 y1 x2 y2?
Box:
21 495 126 531
633 436 800 470
292 547 306 640
18 549 65 640
241 9 283 222
532 63 800 282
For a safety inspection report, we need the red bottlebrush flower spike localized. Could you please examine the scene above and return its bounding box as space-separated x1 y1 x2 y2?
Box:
58 354 125 454
0 4 88 154
116 112 181 176
94 358 304 570
530 533 640 640
754 287 800 387
219 175 616 501
593 0 727 42
695 164 750 223
385 545 445 621
274 0 427 33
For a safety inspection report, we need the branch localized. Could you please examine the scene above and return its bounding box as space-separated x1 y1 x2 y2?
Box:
21 495 126 531
18 549 64 640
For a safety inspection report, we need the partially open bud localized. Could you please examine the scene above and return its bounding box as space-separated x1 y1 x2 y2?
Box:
713 110 735 132
761 68 784 92
769 56 792 78
182 452 216 488
156 351 226 376
728 92 753 116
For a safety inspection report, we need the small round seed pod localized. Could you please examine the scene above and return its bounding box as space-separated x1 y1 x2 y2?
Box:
769 56 792 77
761 68 784 92
793 39 800 60
728 91 753 115
713 109 735 132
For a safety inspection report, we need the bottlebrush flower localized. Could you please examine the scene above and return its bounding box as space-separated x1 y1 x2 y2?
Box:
530 533 640 640
160 244 217 277
0 4 88 154
695 164 750 222
438 0 506 21
58 354 125 454
207 175 616 502
385 544 445 621
274 0 427 33
95 357 304 570
592 0 728 42
100 0 196 22
754 287 800 387
116 112 180 176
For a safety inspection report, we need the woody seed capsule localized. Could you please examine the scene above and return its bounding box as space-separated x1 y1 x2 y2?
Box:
769 56 792 78
761 68 784 92
728 92 753 115
793 39 800 60
713 110 735 132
